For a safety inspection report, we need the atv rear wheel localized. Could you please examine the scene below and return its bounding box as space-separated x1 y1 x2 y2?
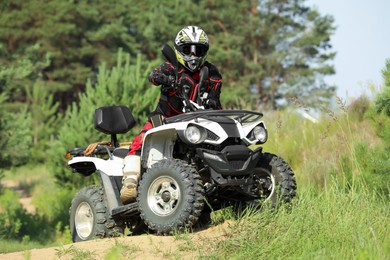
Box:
137 159 204 235
249 153 296 207
69 185 124 242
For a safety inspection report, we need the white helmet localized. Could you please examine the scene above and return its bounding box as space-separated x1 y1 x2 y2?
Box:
174 26 209 72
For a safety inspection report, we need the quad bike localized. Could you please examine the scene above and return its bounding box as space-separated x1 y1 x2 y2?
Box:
66 44 297 242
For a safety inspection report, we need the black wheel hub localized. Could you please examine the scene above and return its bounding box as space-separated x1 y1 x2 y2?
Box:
162 191 171 202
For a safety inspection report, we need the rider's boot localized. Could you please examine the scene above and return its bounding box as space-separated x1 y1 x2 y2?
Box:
120 155 141 204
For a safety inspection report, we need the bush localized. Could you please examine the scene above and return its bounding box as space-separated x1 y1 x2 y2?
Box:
348 95 370 121
0 188 60 244
375 59 390 116
0 189 24 239
0 106 32 168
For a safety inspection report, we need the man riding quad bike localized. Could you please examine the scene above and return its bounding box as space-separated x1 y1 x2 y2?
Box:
66 27 296 242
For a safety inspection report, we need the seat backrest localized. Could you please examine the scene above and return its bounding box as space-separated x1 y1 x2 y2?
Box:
94 106 136 134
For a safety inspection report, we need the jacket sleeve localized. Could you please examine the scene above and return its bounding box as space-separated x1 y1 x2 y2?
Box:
207 63 223 110
148 62 175 86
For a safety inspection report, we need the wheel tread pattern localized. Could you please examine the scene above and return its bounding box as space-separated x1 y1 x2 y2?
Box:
69 185 124 242
137 159 204 235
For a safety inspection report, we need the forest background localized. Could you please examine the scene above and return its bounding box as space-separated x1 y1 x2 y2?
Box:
0 0 389 258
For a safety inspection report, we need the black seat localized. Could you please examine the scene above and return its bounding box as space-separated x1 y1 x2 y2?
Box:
94 106 136 147
94 106 136 134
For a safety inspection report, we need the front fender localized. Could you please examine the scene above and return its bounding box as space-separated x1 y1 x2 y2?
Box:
141 127 178 168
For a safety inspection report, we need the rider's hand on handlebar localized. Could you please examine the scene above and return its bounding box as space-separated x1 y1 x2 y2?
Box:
205 99 217 109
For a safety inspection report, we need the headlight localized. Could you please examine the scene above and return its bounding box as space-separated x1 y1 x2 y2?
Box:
184 125 207 144
252 125 268 143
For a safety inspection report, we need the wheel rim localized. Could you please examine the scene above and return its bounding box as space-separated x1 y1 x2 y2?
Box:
147 176 181 216
75 202 94 240
254 168 276 202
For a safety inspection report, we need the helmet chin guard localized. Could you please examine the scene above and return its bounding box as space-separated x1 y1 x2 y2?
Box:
187 58 200 71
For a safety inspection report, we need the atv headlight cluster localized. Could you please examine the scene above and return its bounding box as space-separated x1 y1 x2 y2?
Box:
184 125 207 144
250 125 268 144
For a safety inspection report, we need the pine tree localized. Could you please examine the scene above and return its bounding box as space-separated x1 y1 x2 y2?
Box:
49 50 159 188
0 0 139 108
198 0 336 109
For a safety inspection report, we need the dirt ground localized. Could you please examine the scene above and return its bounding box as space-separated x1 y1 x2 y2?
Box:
0 180 232 259
0 221 231 259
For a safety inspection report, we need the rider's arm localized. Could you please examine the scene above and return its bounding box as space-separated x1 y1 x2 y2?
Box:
206 64 223 110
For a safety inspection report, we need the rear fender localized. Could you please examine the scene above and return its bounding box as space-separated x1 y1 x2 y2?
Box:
68 156 123 177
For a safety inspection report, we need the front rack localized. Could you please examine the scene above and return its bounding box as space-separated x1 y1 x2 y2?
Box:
164 109 263 124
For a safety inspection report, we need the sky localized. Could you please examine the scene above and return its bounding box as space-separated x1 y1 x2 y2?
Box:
307 0 390 100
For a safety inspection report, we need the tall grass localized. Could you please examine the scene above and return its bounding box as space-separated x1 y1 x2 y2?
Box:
201 96 390 259
203 179 389 259
262 99 389 195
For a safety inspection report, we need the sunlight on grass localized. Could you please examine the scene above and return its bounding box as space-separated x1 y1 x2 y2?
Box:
202 181 389 259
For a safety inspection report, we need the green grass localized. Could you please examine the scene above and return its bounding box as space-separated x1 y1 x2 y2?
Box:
0 239 44 254
200 180 389 259
1 98 389 258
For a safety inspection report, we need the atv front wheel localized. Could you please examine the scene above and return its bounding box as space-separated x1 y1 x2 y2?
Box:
69 185 124 242
137 159 204 235
249 153 297 207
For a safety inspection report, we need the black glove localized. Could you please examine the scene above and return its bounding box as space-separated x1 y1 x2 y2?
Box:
205 99 217 109
153 73 176 88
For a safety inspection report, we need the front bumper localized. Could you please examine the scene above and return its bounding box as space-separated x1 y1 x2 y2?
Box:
196 145 261 178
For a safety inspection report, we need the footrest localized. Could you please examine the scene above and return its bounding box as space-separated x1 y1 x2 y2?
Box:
112 202 139 218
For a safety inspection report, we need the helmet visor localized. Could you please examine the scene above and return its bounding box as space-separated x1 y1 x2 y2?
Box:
181 44 208 56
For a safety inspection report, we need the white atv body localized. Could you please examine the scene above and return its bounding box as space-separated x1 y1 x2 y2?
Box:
67 106 296 241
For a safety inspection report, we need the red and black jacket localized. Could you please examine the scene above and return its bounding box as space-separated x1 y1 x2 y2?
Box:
148 61 223 118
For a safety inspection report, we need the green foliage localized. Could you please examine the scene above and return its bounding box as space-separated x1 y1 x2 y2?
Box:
353 143 390 197
0 239 43 254
55 245 96 259
0 104 32 167
34 185 76 233
196 0 336 109
0 42 57 167
104 241 140 259
49 50 159 189
1 94 389 258
0 43 51 103
375 59 390 116
0 189 23 238
204 182 389 259
0 189 54 243
372 59 390 148
348 94 370 121
1 0 336 111
263 96 389 196
371 112 390 149
0 165 72 247
0 0 139 101
0 170 3 193
25 81 62 162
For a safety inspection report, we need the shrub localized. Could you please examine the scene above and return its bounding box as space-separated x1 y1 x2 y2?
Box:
0 105 32 167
